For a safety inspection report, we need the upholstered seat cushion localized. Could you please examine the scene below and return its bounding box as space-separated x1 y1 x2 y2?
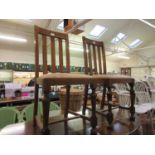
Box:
36 73 93 86
92 74 134 83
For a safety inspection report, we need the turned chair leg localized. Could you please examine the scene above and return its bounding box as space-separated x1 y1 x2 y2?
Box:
106 86 113 128
129 83 135 121
83 84 88 115
64 85 71 119
100 84 106 110
64 85 71 135
33 83 39 126
90 84 97 134
42 89 50 135
149 111 154 134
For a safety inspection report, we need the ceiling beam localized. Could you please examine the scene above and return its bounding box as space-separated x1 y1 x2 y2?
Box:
65 19 92 33
138 19 155 29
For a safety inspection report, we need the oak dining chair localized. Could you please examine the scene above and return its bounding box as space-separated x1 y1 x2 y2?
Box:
82 36 135 127
33 26 97 134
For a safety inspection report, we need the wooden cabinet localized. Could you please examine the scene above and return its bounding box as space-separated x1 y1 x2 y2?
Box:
121 68 131 76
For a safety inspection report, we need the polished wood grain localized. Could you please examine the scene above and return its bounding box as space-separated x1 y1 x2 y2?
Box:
34 26 97 134
82 36 135 127
50 37 56 73
58 38 63 73
42 35 48 74
97 46 102 74
0 108 143 135
92 45 97 74
82 37 107 75
65 36 70 73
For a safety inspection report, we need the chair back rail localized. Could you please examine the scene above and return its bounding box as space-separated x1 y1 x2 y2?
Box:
82 36 106 75
135 81 151 104
34 26 70 79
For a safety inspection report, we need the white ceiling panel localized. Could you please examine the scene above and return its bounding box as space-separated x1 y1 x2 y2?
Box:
0 19 155 61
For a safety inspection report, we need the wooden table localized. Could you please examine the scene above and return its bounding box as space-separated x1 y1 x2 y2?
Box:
0 96 34 106
0 108 141 135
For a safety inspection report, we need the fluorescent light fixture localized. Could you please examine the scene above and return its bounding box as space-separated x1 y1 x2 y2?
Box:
117 55 130 59
129 39 143 48
111 32 127 44
70 47 83 52
138 19 155 29
89 25 107 38
0 35 27 43
57 21 64 30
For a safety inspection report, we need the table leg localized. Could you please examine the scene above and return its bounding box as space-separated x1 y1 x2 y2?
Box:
42 89 50 134
129 82 135 121
106 86 113 128
90 84 97 134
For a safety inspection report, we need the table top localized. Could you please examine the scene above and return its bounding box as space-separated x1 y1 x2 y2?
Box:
0 108 141 135
0 96 34 105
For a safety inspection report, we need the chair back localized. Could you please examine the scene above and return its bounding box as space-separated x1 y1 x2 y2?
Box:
114 83 129 92
135 81 151 104
115 83 130 107
34 26 70 79
147 76 155 90
82 37 106 75
0 107 20 129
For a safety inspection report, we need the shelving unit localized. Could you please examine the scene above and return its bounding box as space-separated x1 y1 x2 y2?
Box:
0 62 85 73
121 67 131 76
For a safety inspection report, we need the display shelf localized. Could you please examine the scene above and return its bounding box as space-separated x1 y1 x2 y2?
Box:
0 62 85 73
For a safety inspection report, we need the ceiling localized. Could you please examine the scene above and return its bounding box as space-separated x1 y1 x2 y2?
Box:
0 19 155 61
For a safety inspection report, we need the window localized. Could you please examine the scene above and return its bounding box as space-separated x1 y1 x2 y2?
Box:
111 32 127 44
89 25 107 38
129 39 143 48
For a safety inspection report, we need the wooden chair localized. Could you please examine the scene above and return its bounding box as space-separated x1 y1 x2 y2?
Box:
82 36 135 127
146 76 155 102
118 81 154 133
33 26 97 134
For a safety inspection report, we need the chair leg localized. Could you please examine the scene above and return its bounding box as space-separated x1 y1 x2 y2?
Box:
139 115 144 135
64 85 71 119
100 84 106 109
33 83 39 126
42 89 50 135
106 86 113 128
64 120 69 135
83 84 88 115
149 111 154 134
129 83 135 121
90 84 97 134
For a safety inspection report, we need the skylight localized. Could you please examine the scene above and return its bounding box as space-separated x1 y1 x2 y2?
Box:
111 32 127 44
57 21 64 30
89 25 107 38
129 39 143 48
